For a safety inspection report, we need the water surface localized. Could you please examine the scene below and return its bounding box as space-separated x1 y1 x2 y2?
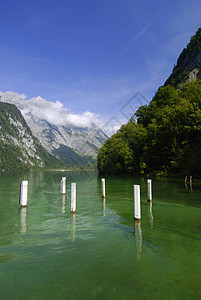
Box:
0 170 201 299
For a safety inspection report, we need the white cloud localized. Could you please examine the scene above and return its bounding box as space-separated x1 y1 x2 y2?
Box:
0 90 133 137
103 124 122 137
0 91 103 129
23 102 102 128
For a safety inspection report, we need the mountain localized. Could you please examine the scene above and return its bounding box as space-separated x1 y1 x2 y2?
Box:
0 101 65 172
165 28 201 88
0 92 108 167
98 27 201 177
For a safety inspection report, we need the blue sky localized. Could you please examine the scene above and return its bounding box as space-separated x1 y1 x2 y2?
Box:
0 0 201 134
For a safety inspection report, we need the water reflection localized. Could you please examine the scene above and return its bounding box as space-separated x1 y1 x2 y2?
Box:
148 202 154 228
61 195 65 214
103 198 106 216
185 182 193 192
20 207 27 234
70 214 76 242
134 221 142 260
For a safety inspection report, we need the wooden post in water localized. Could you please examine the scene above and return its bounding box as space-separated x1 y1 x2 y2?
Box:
71 183 76 213
101 178 105 199
19 181 28 207
60 177 66 195
147 179 152 201
134 185 141 221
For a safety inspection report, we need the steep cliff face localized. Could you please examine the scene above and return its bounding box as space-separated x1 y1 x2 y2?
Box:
97 27 201 177
0 101 64 172
165 28 201 87
0 92 108 166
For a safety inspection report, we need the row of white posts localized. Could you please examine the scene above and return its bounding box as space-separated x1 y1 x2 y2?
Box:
60 177 76 213
19 176 153 222
19 177 77 213
101 177 152 222
134 179 152 221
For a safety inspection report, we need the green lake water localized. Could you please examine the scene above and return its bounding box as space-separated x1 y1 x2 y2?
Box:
0 170 201 299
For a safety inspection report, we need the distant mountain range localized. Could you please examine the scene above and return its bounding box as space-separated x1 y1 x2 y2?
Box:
0 92 108 168
0 101 64 172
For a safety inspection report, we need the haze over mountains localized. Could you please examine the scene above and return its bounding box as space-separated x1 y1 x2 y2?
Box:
0 92 108 167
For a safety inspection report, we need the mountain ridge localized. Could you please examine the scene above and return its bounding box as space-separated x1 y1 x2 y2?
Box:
0 92 108 167
98 27 201 177
0 101 65 172
165 27 201 87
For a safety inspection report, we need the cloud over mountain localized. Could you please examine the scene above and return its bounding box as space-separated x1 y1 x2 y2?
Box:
0 91 101 129
0 90 108 166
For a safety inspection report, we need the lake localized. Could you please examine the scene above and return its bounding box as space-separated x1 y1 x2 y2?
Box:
0 170 201 299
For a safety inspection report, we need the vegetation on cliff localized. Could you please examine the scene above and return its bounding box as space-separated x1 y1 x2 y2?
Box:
98 80 201 176
165 28 201 87
98 28 201 177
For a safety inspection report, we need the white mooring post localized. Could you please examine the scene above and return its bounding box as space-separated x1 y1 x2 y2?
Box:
71 183 76 213
19 180 28 207
147 179 152 201
101 178 105 198
134 185 141 221
60 177 66 195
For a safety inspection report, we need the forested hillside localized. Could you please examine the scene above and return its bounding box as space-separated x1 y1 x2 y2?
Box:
98 28 201 177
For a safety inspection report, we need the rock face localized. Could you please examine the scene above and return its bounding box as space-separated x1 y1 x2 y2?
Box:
165 28 201 87
0 101 63 172
0 92 108 166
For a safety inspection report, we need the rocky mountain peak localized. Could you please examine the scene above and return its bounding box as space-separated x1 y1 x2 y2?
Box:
0 92 108 167
165 27 201 87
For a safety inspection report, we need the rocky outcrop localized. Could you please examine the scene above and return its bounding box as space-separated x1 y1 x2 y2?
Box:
165 28 201 87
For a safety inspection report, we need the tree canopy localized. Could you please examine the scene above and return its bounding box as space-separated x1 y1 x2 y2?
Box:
97 80 201 176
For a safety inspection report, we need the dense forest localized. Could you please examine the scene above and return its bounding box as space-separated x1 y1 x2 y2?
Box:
97 28 201 177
